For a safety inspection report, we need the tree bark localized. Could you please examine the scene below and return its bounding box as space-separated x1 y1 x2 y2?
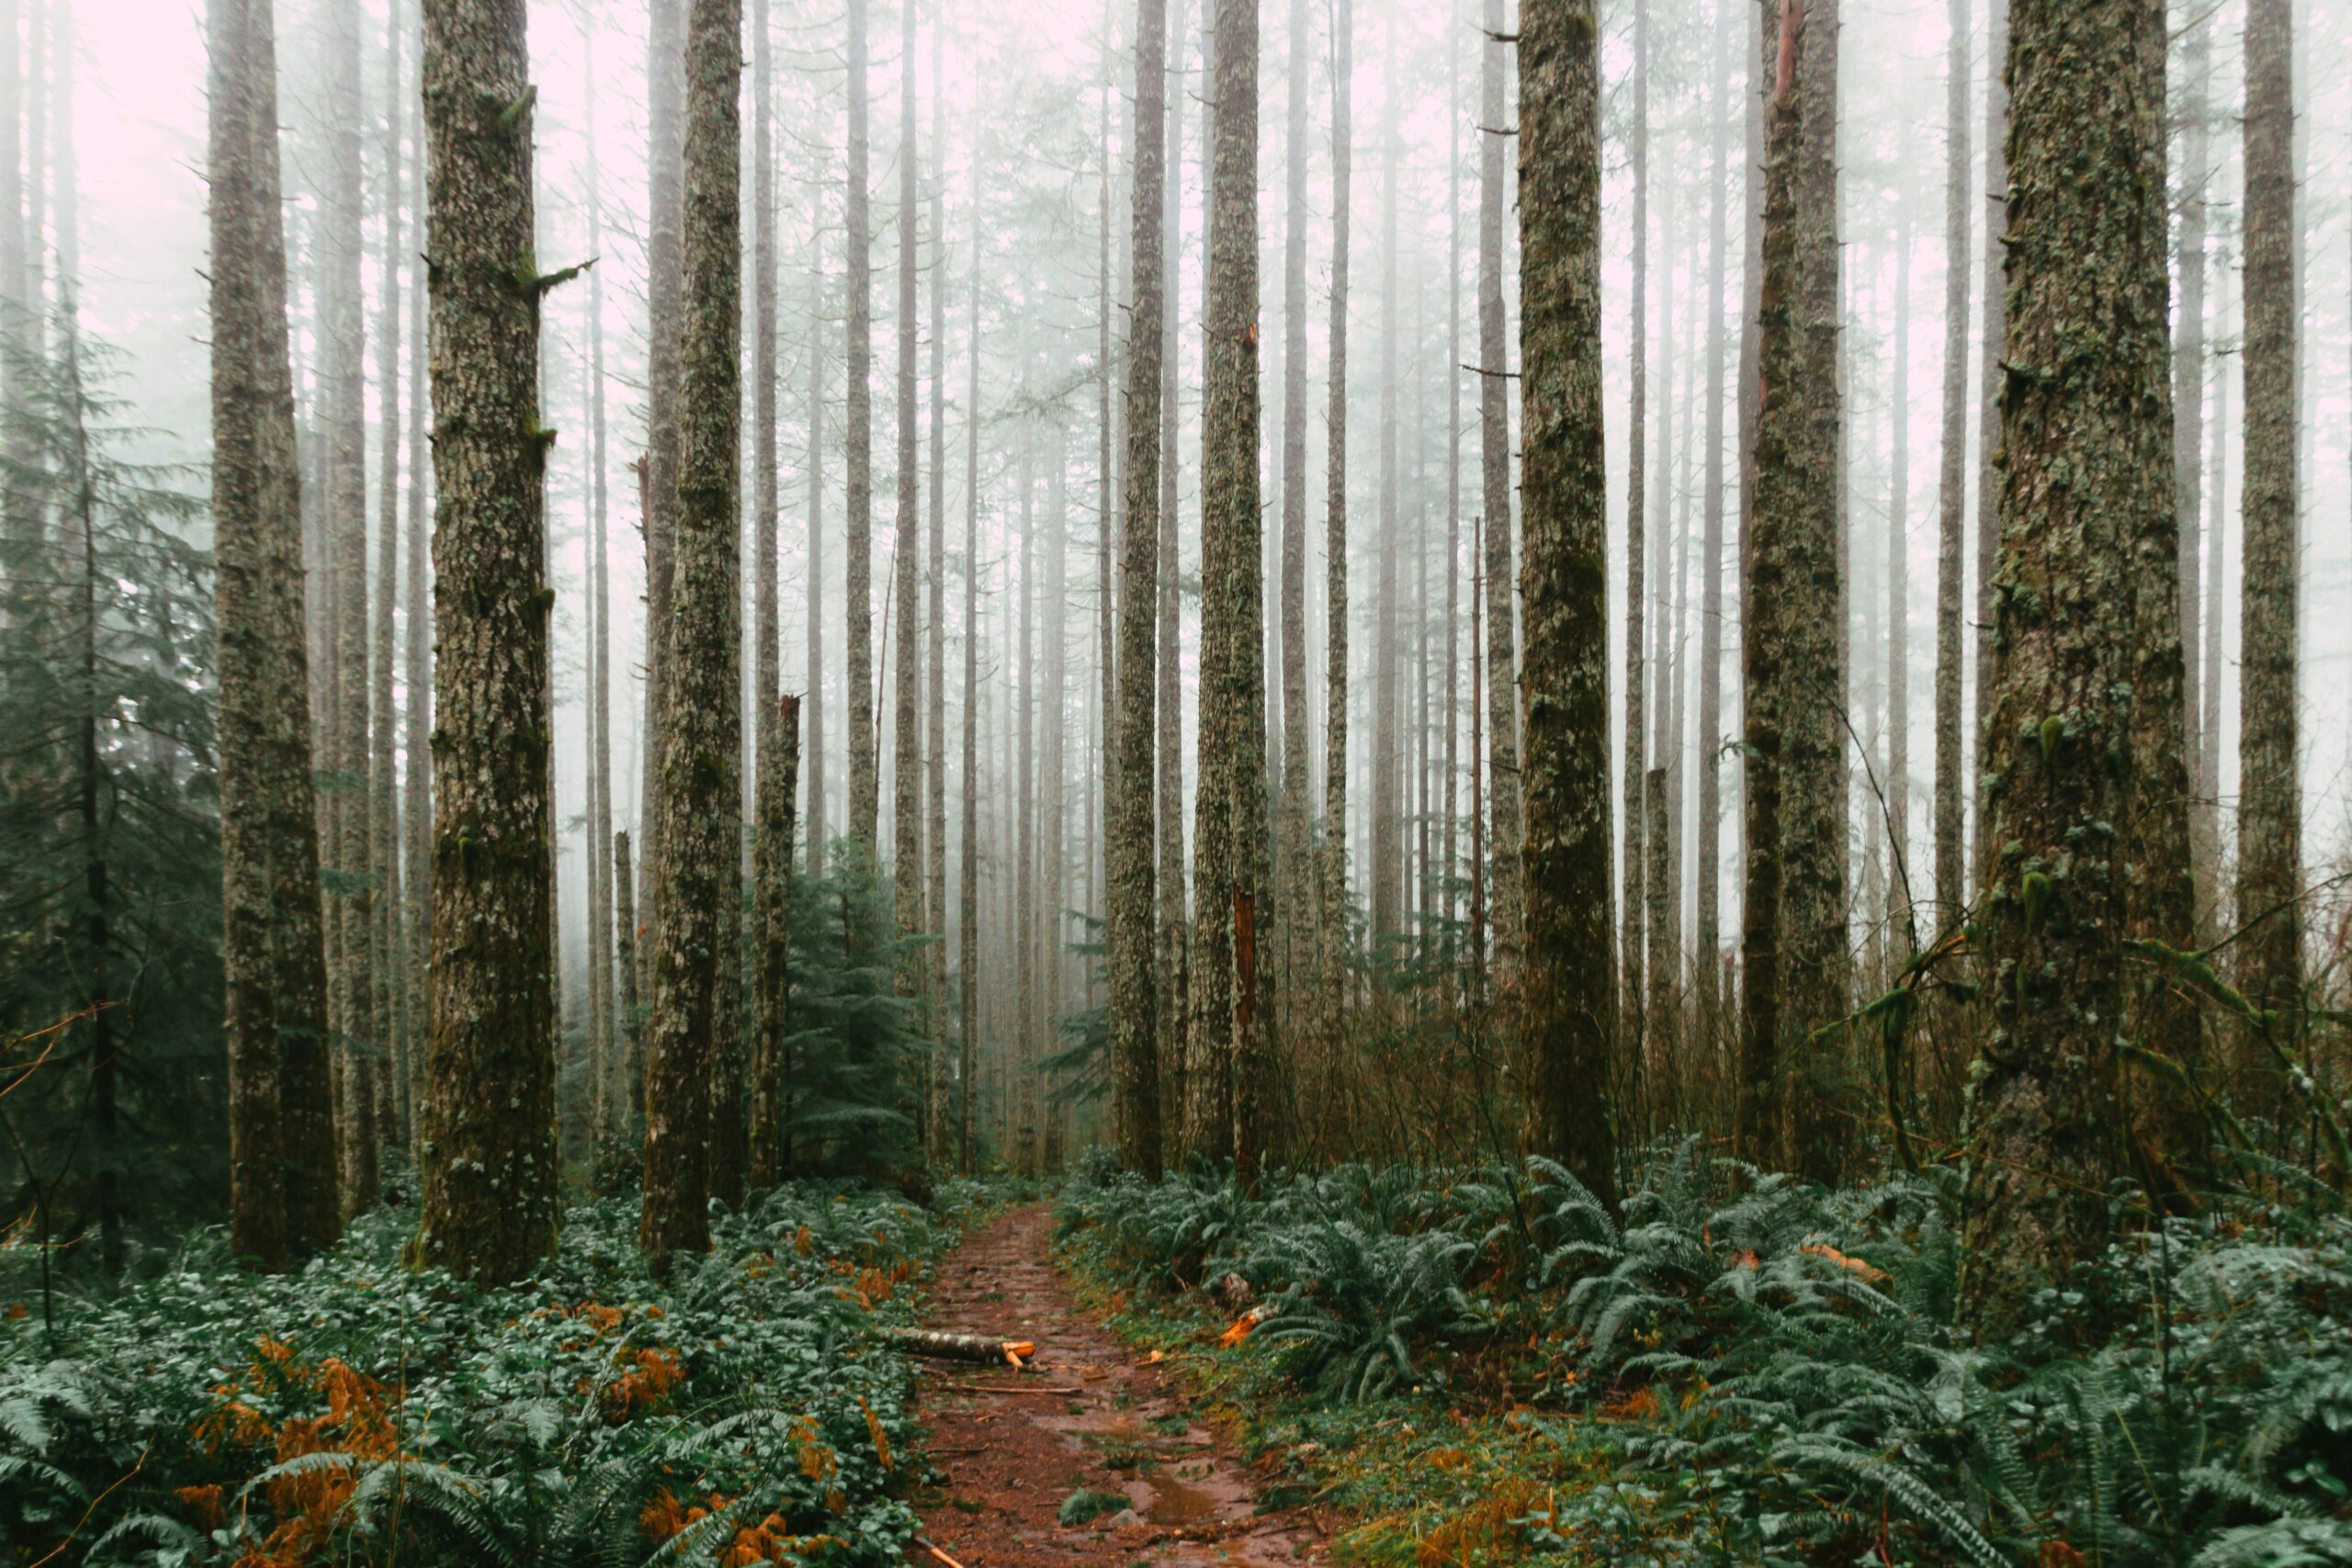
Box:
959 215 982 1171
324 0 379 1215
616 829 643 1130
1370 0 1401 945
402 7 432 1168
893 0 924 1020
583 18 616 1161
2175 7 2215 919
1516 0 1616 1205
1193 0 1271 1177
1969 0 2007 888
1156 0 1191 1158
1322 0 1353 1070
639 0 742 1268
1961 0 2168 1334
1478 0 1520 973
929 6 951 1165
1695 0 1731 1048
846 0 878 854
1114 0 1169 1177
807 241 829 872
371 0 407 1153
1779 0 1853 1184
1931 0 1970 928
1276 0 1310 1028
415 0 560 1283
209 0 339 1269
639 0 684 978
752 694 798 1190
2235 0 2301 1049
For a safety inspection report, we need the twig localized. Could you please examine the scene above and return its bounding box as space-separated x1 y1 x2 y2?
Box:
936 1381 1084 1396
31 1441 150 1567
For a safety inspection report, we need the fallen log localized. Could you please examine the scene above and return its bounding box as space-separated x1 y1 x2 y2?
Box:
879 1327 1038 1367
936 1381 1083 1396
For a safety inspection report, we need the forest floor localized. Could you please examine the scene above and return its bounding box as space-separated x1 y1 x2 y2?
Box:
903 1206 1324 1568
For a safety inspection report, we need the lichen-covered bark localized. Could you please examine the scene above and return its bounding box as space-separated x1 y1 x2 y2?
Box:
615 829 643 1129
1959 0 2168 1333
2115 0 2200 1182
1276 0 1310 1031
1515 0 1616 1203
845 0 878 854
370 1 407 1150
209 0 338 1269
1155 0 1191 1158
1193 0 1271 1177
1737 0 1800 1169
639 0 684 967
1619 0 1648 1082
959 254 982 1170
1931 0 1970 926
415 0 559 1283
1969 0 2007 887
1478 0 1521 973
892 0 924 1021
1112 0 1168 1178
402 39 433 1169
639 0 741 1268
1779 0 1854 1186
1322 0 1352 1054
2234 0 2301 1043
752 694 799 1190
1371 17 1401 945
323 0 379 1216
1694 0 1731 1043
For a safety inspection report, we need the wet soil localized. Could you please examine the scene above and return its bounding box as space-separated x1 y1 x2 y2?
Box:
901 1206 1322 1568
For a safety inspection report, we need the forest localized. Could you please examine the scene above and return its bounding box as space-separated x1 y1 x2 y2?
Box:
3 0 2351 1561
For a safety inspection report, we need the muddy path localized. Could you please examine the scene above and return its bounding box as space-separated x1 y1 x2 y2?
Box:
901 1206 1321 1568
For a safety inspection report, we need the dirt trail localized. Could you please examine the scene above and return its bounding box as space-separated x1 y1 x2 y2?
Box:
902 1206 1320 1568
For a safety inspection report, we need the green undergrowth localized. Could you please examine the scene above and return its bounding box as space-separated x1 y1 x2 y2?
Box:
2 1175 1011 1566
1055 1143 2352 1568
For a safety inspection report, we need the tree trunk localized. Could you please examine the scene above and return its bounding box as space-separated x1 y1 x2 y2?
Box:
1275 0 1310 1032
415 0 560 1283
371 0 407 1153
1969 0 2007 887
209 0 339 1269
752 694 798 1190
2235 0 2301 1053
1478 0 1520 973
1114 0 1168 1177
1515 0 1616 1205
960 215 982 1171
893 0 924 1024
846 0 878 854
583 22 617 1157
1016 427 1037 1172
640 0 684 975
1779 0 1852 1185
1443 21 1461 974
1886 201 1912 955
1931 0 1970 929
2175 7 2215 920
1193 0 1270 1177
1696 0 1731 1051
1323 0 1353 1071
806 243 828 873
639 0 742 1268
1370 0 1400 946
402 4 432 1168
1961 0 2167 1334
324 0 378 1216
616 829 643 1132
929 8 951 1165
1156 0 1191 1159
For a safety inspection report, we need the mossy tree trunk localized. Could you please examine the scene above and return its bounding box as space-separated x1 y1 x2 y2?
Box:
1960 0 2172 1333
639 0 741 1268
209 0 340 1269
1193 0 1271 1178
1516 0 1619 1205
1112 0 1169 1178
2233 0 2301 1063
415 0 560 1284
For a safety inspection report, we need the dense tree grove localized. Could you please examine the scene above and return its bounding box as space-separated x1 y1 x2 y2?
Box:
6 0 2352 1559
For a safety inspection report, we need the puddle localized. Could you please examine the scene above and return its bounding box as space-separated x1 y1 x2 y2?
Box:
1142 1470 1226 1527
